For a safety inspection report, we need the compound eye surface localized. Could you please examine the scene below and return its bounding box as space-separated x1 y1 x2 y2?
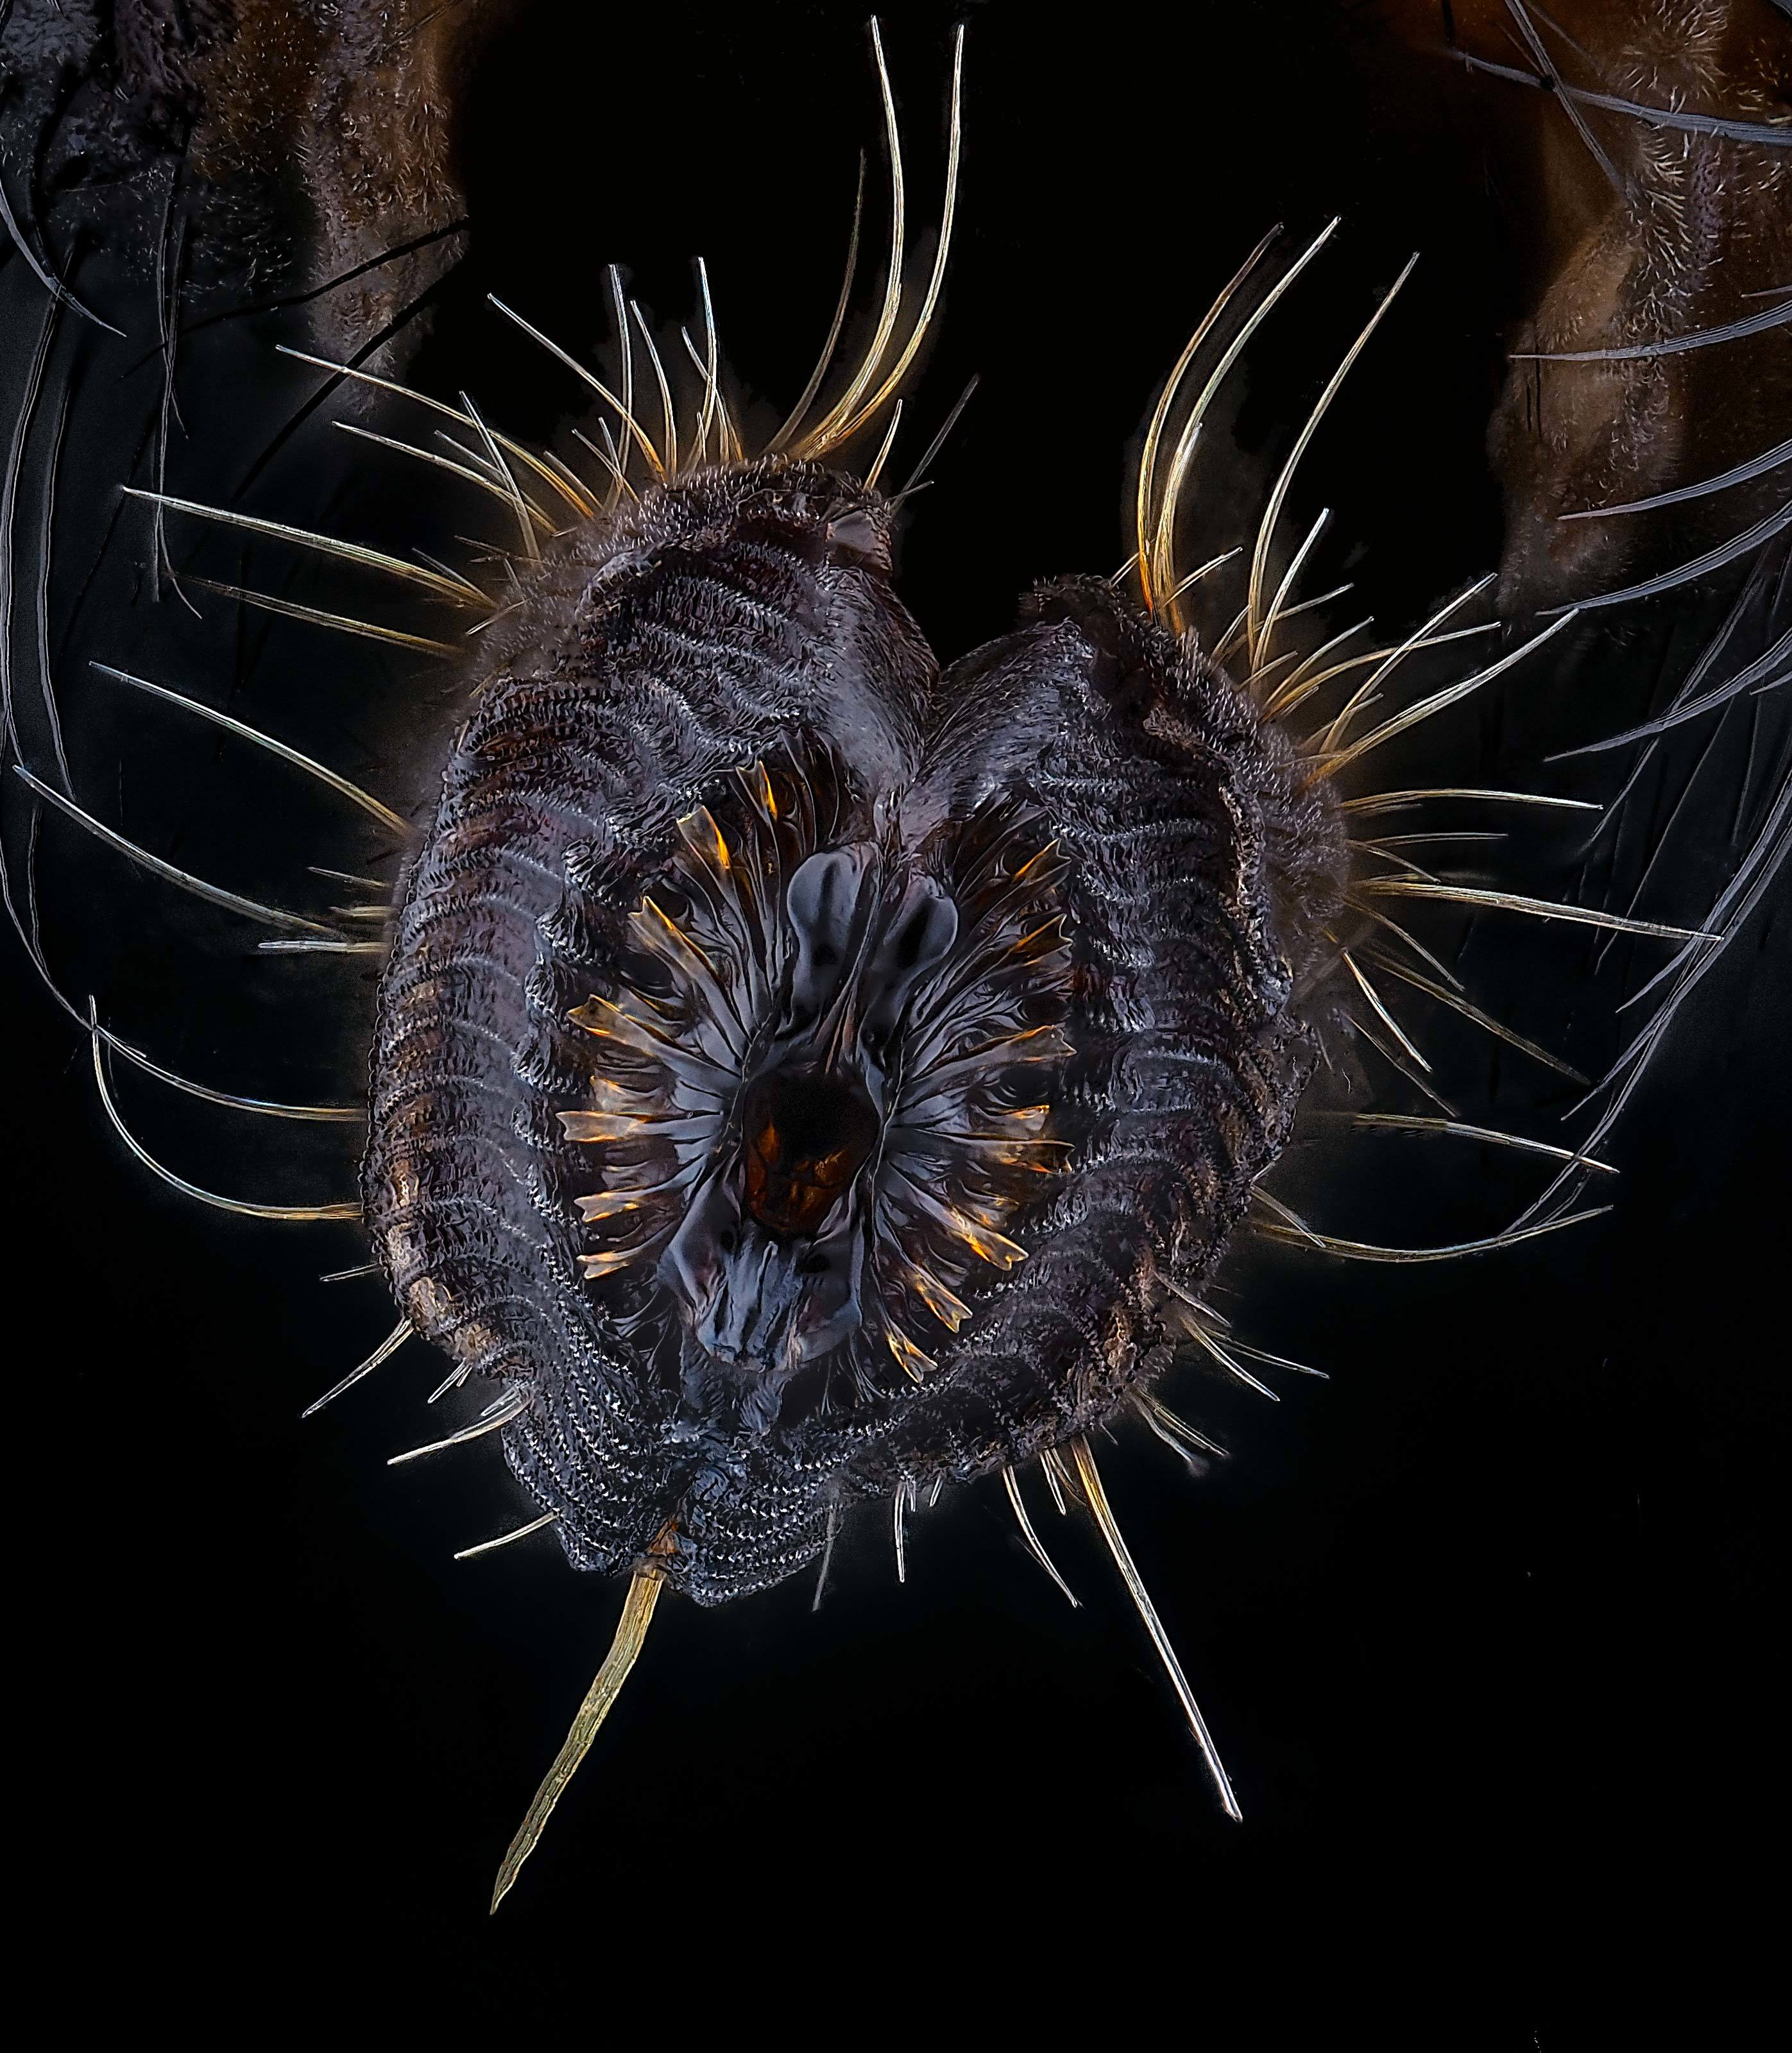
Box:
741 1069 879 1237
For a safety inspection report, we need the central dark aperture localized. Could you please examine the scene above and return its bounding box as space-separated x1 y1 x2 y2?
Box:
740 1068 880 1238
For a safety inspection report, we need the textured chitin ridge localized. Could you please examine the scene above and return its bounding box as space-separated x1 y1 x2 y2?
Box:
363 459 935 1597
878 578 1346 1490
363 461 1344 1607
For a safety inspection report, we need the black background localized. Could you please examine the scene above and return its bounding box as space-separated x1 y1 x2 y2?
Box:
9 3 1786 2042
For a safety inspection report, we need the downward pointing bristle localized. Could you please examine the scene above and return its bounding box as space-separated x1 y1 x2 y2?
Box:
490 1557 669 1913
1067 1435 1242 1821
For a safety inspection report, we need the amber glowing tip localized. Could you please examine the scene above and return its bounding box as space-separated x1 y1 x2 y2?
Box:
490 1533 676 1913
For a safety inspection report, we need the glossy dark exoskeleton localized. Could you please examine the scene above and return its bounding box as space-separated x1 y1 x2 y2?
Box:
359 437 1346 1617
363 461 1344 1606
